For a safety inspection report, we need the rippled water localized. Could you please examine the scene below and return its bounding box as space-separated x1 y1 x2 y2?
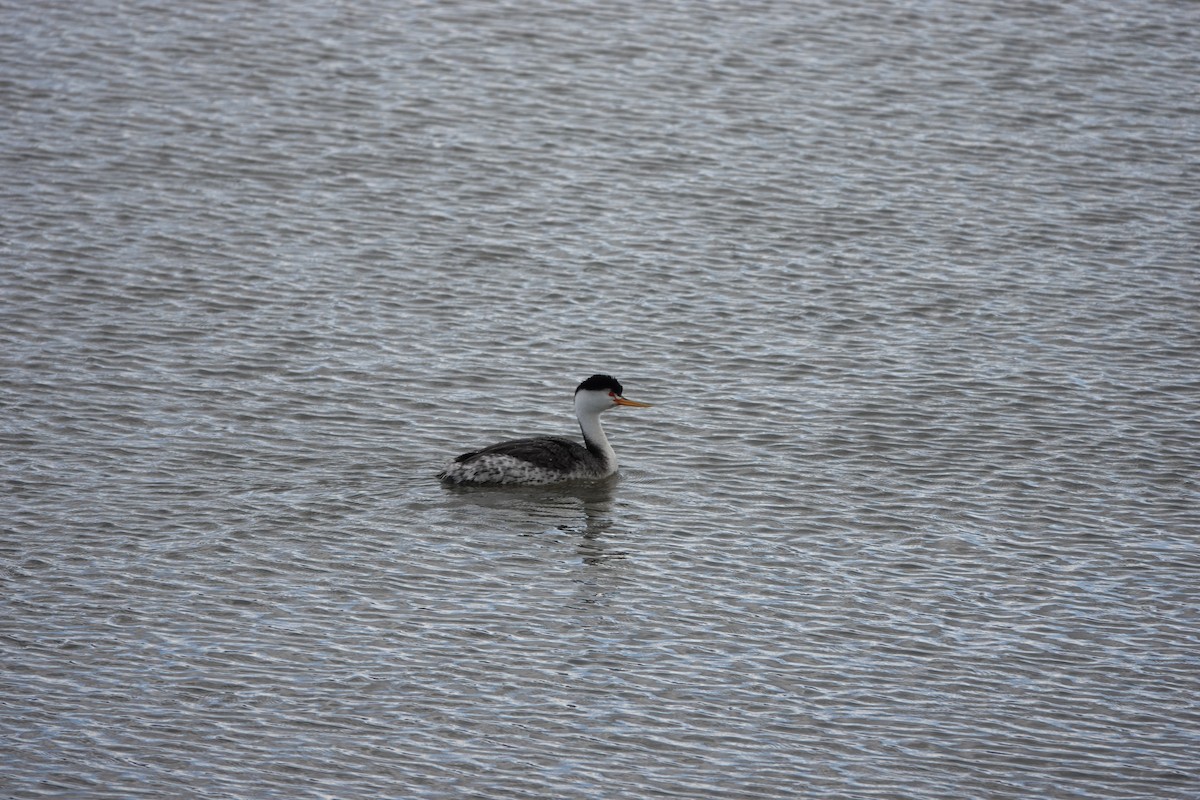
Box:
3 0 1198 798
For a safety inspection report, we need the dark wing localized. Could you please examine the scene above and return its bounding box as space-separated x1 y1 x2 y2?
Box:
454 436 591 473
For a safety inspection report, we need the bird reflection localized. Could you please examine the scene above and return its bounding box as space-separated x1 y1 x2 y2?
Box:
442 474 627 564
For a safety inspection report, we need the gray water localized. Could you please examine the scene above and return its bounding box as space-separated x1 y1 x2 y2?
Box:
3 0 1198 798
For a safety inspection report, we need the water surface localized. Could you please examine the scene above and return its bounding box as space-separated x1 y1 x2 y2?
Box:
2 0 1198 798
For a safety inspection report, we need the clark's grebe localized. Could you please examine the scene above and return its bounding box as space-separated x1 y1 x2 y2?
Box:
437 374 652 485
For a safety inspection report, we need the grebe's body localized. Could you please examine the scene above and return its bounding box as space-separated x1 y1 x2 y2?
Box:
437 375 651 486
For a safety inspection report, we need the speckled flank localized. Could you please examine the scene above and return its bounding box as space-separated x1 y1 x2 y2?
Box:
437 453 612 485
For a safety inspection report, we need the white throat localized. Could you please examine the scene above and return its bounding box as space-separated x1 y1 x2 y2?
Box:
575 392 616 468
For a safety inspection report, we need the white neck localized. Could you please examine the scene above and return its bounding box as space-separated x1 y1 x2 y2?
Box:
575 393 616 469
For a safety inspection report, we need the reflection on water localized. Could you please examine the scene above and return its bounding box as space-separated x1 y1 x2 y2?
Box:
444 476 627 564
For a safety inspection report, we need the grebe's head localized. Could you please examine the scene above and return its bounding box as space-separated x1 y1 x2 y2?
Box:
574 374 652 414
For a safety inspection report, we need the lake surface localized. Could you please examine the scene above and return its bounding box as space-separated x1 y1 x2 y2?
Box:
3 0 1198 798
